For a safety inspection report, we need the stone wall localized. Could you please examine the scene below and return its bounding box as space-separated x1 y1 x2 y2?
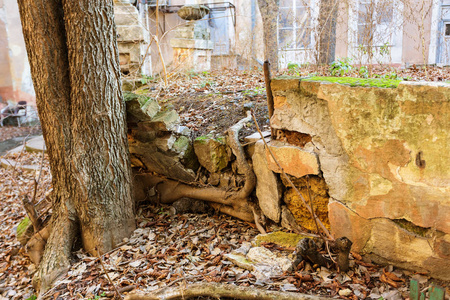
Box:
125 78 450 280
269 77 450 280
114 0 147 76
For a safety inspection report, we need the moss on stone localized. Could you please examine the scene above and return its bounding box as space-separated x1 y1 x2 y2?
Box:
123 91 152 106
254 231 311 248
393 219 431 237
173 136 190 153
304 76 402 88
194 135 211 145
123 91 138 102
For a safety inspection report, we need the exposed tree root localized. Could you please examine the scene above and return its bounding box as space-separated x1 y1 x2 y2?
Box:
134 111 257 223
32 200 78 294
26 225 50 266
125 283 331 300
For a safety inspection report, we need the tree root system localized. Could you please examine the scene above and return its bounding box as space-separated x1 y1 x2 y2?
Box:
134 111 258 223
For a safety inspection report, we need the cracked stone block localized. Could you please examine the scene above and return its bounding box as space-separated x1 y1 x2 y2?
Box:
265 140 319 178
252 140 282 223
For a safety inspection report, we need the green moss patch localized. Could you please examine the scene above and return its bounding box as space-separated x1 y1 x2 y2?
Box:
393 219 432 237
304 76 402 88
17 217 31 237
254 231 311 248
123 91 152 106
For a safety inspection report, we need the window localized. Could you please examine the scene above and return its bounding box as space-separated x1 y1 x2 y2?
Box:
357 0 394 46
278 0 314 50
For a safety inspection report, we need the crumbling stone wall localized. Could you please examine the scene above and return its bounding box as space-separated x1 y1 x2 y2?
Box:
269 78 450 280
114 0 146 76
125 78 450 280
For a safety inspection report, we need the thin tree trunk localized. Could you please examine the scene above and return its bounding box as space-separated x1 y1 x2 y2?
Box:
17 0 135 293
257 0 279 73
317 0 339 65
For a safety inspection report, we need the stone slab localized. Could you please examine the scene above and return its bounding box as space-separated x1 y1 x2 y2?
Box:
265 141 319 178
244 131 271 143
25 136 46 153
252 140 281 223
1 158 40 172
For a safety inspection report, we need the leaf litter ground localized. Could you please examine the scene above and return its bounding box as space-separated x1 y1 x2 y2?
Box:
1 68 450 299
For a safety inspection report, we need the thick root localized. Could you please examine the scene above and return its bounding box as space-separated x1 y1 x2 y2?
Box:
33 201 78 294
26 225 51 266
125 282 331 300
133 111 257 223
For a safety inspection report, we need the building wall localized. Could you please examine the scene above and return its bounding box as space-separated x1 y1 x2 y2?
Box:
401 0 435 65
0 0 34 106
334 1 349 60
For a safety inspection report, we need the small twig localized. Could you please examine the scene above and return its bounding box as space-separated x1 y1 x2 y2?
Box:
325 240 337 265
96 247 123 300
251 111 333 241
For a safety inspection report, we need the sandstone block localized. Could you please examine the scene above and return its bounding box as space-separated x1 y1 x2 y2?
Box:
265 141 319 178
117 25 144 42
151 109 180 132
252 140 281 222
271 77 300 91
25 136 46 153
193 136 229 173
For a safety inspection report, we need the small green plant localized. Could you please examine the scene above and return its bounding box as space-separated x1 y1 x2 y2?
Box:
287 62 299 70
383 71 400 80
357 44 369 55
379 42 390 57
243 86 265 96
330 57 352 76
359 66 369 78
88 292 106 300
26 295 37 300
287 62 301 76
140 75 154 85
199 80 215 88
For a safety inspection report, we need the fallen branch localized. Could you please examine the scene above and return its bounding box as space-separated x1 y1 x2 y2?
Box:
125 282 331 300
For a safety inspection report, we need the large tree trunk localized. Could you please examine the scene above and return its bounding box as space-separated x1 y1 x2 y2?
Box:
17 0 135 293
257 0 279 73
317 0 339 65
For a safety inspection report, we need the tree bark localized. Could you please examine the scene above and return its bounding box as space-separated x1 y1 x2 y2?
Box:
316 0 339 65
257 0 279 73
17 0 135 293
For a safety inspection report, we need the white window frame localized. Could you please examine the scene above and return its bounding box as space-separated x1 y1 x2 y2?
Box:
348 0 403 64
277 0 319 68
277 0 317 51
